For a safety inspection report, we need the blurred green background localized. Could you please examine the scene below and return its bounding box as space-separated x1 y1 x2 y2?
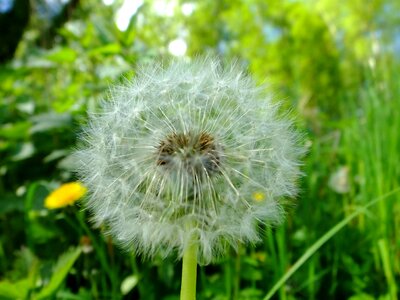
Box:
0 0 399 299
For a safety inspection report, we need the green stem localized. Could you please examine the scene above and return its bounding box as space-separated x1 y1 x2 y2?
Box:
180 239 198 300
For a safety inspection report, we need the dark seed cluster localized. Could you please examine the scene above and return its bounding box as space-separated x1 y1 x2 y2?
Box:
156 131 221 177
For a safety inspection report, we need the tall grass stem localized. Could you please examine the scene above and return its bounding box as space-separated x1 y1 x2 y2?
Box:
263 187 400 300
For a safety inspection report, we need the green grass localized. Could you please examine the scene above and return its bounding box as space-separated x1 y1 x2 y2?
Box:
1 66 399 299
263 188 400 300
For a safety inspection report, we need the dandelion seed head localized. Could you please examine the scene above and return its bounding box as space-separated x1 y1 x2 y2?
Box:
75 57 303 264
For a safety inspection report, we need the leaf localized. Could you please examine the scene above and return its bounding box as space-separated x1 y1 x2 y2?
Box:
35 247 82 300
10 142 35 161
54 288 92 300
0 278 30 299
88 43 121 56
28 220 59 243
45 48 77 63
0 122 31 139
239 287 263 299
348 294 375 300
30 113 72 134
0 193 24 214
16 101 35 115
43 149 70 163
120 275 139 295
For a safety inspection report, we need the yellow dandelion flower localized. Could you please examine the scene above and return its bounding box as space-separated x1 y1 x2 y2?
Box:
44 182 87 209
252 191 266 202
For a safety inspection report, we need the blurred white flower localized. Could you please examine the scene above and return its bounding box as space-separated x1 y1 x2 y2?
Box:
329 166 350 194
75 58 303 264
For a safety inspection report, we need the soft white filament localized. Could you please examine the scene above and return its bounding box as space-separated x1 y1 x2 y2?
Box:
75 58 303 264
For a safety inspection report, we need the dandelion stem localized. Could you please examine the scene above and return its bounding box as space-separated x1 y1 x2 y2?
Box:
180 237 198 300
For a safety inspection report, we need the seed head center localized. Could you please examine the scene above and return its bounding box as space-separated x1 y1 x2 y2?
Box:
156 131 221 177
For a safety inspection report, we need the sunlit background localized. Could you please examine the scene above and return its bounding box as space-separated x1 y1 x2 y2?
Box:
0 0 399 299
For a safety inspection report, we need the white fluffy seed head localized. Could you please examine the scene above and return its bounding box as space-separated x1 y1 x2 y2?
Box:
75 57 303 264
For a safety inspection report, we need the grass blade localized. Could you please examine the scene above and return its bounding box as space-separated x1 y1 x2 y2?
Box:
263 187 400 300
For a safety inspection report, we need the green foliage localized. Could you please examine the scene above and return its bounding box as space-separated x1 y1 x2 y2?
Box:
0 247 81 300
0 0 399 299
35 247 82 299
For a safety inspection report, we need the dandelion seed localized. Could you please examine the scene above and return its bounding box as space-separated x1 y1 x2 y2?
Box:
75 57 303 265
